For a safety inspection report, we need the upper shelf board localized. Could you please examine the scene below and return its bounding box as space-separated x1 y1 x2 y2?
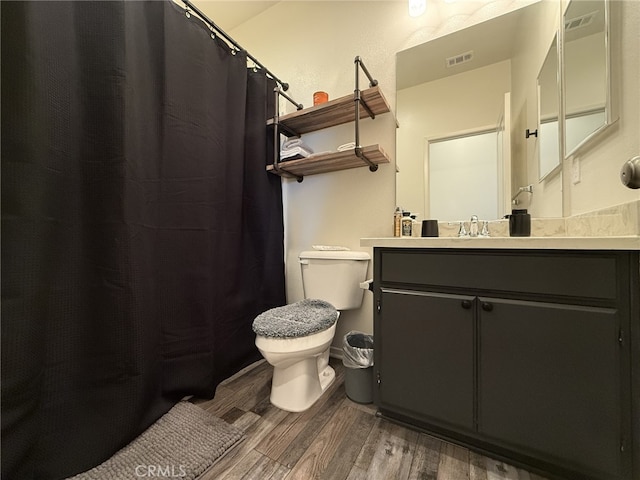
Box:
267 86 391 136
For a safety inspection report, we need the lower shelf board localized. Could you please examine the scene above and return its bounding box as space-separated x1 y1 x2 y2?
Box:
266 144 390 178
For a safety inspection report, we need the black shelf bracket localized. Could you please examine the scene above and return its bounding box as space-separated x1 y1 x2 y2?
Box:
271 160 303 182
354 56 379 172
271 86 304 181
355 147 378 172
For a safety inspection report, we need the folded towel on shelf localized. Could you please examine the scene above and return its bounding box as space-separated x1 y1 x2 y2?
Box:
280 137 314 161
282 138 306 150
280 146 313 161
337 142 356 152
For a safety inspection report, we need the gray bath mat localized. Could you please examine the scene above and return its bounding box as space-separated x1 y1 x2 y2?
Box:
66 401 244 480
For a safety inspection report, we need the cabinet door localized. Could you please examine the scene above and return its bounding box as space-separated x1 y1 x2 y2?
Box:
478 297 622 478
377 288 475 431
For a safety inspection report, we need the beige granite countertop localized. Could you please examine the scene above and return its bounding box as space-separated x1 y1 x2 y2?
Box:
360 235 640 250
363 200 640 250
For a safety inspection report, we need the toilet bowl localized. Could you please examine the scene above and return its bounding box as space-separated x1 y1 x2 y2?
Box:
255 316 338 412
252 249 370 412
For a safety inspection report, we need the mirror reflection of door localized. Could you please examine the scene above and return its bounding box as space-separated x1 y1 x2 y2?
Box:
538 34 560 180
498 92 511 217
427 130 498 221
425 92 511 221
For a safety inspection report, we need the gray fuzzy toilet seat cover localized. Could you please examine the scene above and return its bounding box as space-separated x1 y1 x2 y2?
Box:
252 299 338 339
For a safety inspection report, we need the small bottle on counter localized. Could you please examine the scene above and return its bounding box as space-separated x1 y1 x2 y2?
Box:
411 215 419 237
401 211 413 237
393 207 402 237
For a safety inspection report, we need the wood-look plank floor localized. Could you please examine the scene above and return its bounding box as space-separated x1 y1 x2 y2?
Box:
191 358 550 480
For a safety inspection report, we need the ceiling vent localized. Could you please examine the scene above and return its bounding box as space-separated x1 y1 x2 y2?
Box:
446 50 474 68
564 11 597 31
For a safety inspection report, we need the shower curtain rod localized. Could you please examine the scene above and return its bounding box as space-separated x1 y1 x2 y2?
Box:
181 0 289 91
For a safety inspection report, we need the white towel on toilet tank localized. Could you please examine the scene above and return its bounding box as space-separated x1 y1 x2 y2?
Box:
311 245 350 251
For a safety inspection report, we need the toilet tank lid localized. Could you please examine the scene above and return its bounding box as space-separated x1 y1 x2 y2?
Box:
299 250 370 260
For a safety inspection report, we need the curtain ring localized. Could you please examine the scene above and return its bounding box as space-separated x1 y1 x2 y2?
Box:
185 9 191 18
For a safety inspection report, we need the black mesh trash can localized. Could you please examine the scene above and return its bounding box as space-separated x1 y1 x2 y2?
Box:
342 331 374 404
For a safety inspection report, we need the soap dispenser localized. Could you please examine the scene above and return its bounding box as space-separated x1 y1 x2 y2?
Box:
509 209 531 237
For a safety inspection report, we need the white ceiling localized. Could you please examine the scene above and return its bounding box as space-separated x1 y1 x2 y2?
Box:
396 5 529 90
186 0 544 91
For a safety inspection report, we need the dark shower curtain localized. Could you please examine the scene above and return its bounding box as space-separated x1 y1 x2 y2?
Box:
1 1 286 478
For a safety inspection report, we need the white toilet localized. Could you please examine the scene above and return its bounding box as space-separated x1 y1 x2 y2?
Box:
252 250 370 412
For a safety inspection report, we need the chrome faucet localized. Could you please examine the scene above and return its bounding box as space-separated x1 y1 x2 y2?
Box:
469 215 479 237
480 220 490 237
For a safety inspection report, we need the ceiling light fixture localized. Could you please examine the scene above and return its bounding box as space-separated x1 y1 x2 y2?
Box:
408 0 426 17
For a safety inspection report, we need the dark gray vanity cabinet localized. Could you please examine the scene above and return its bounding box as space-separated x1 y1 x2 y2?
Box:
373 248 639 480
378 289 475 430
478 298 621 476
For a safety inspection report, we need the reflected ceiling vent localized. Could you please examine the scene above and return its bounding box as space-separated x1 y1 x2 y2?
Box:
564 11 597 31
446 50 474 68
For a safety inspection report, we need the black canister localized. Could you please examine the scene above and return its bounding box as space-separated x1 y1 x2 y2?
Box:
421 219 439 237
509 209 531 237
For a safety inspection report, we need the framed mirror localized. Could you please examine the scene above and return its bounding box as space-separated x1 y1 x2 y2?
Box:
396 2 559 221
538 33 561 180
562 0 613 158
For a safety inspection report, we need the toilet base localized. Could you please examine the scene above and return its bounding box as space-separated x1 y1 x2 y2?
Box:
319 364 336 392
269 352 335 412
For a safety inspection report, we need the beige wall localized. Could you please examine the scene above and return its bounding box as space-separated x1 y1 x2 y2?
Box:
232 2 405 347
510 0 563 217
229 0 639 349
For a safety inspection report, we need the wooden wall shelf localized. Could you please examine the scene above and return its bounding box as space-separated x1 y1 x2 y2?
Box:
267 86 391 136
266 145 390 178
267 58 391 181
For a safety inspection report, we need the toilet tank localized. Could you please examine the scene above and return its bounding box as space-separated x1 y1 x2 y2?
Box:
299 250 370 310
